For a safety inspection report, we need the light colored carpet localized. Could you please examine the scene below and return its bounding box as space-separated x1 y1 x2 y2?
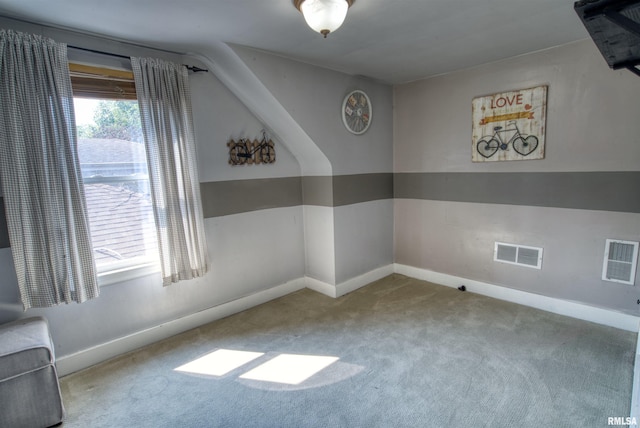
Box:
60 274 636 427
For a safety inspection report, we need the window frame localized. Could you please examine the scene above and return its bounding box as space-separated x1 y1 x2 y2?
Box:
70 61 160 286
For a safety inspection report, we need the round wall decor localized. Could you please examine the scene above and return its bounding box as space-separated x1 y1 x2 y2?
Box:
342 90 372 135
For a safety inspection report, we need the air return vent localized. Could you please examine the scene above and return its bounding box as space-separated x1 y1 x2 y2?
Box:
494 242 543 269
602 239 639 285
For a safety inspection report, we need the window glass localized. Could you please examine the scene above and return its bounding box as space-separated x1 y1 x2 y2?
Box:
74 97 158 272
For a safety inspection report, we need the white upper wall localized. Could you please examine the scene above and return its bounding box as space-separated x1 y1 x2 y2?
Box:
394 40 640 173
189 63 302 182
232 45 394 176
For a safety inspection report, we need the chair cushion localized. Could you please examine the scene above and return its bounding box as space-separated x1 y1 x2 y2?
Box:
0 317 54 382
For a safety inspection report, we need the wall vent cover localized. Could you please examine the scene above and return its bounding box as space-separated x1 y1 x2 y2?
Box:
494 242 543 269
602 239 639 285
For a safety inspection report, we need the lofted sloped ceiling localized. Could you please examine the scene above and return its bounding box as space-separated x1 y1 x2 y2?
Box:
0 0 588 84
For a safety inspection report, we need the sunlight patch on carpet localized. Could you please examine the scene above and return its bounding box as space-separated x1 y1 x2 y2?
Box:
239 354 340 385
174 349 264 377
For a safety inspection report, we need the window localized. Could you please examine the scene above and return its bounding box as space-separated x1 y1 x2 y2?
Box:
71 63 158 280
602 239 639 285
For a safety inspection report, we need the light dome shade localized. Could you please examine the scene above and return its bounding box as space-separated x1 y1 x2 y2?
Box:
296 0 352 37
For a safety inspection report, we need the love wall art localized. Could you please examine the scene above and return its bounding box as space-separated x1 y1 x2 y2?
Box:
472 85 547 162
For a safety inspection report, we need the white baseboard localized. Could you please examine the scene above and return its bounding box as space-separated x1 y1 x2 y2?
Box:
305 264 395 298
336 265 395 297
305 276 337 298
58 264 394 377
56 278 306 377
394 263 640 332
58 264 640 378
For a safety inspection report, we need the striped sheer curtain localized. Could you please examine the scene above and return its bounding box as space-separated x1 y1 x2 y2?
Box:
131 57 209 286
0 29 99 309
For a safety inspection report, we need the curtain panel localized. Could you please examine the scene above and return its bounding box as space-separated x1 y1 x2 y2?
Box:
131 57 209 285
0 29 99 309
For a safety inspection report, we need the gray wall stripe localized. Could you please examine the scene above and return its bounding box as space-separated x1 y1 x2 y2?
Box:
200 177 303 218
201 173 394 216
302 176 333 207
333 173 394 207
0 172 634 250
394 172 640 213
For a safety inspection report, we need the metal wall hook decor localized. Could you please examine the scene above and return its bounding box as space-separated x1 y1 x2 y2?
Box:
228 130 276 166
183 65 209 73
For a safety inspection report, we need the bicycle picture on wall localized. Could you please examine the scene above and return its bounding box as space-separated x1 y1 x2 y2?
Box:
475 120 539 159
471 85 547 162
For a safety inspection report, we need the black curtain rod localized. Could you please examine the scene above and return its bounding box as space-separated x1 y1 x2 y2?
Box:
67 45 209 73
69 45 130 60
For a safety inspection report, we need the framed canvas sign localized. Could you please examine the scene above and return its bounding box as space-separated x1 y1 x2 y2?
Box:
472 85 547 162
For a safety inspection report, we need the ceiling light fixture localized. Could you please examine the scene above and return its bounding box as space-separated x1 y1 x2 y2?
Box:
294 0 354 38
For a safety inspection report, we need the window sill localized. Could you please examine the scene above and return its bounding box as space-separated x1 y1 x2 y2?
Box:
97 262 160 287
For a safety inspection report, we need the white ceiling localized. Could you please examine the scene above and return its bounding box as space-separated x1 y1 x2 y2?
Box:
0 0 590 84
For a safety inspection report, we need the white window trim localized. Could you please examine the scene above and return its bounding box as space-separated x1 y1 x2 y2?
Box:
98 261 160 287
602 239 639 286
